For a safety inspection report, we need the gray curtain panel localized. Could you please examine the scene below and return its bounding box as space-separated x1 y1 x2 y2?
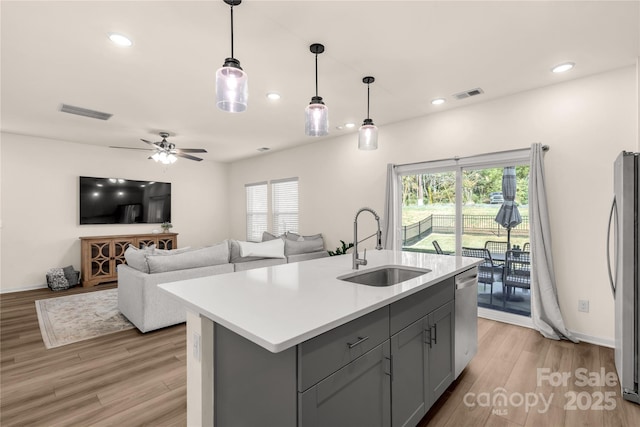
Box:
382 164 399 250
529 143 578 342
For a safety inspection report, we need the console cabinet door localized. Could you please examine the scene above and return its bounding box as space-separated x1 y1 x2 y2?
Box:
428 300 454 404
390 317 429 427
300 341 391 427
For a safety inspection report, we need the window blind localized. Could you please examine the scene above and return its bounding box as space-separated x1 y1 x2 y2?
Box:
245 182 268 242
272 178 299 236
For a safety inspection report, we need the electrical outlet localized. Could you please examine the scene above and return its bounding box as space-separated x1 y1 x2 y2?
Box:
193 332 201 362
578 300 589 313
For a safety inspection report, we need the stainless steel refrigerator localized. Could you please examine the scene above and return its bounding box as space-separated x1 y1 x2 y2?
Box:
607 151 640 404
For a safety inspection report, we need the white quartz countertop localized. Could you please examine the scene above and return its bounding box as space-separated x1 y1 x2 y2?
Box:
159 250 480 353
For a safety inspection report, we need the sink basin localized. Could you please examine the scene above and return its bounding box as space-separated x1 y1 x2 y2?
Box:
338 265 431 287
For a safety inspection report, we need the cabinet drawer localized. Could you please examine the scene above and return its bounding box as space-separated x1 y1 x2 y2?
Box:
389 277 454 336
298 306 389 392
299 341 391 427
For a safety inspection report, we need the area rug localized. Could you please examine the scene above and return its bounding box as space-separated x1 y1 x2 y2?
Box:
35 289 134 349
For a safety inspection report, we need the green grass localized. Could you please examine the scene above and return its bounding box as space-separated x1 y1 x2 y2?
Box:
402 203 529 225
402 203 530 253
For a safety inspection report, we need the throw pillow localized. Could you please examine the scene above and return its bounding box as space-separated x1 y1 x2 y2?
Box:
284 237 325 256
261 231 284 242
285 232 323 241
62 265 79 286
229 239 265 263
238 239 286 259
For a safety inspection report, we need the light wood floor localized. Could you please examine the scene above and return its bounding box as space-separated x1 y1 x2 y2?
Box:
2 285 639 426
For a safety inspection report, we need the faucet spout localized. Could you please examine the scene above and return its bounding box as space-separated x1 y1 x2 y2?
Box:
353 207 383 270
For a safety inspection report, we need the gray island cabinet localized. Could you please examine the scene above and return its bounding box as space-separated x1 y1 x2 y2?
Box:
159 250 480 427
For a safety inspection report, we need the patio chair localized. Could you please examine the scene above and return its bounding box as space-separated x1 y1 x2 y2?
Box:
483 240 508 265
461 247 502 305
523 242 530 252
503 250 531 308
433 240 444 255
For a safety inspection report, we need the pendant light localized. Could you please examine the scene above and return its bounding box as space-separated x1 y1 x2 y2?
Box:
216 0 248 113
358 76 378 150
305 43 328 136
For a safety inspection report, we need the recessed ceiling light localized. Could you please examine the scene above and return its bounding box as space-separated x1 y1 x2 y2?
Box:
108 33 133 47
431 98 446 105
344 123 356 129
551 62 575 73
266 92 281 101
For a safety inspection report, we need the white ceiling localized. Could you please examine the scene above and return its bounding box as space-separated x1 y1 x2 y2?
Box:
2 1 638 163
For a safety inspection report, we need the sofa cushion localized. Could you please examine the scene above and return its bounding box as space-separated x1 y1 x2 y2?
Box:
238 239 286 259
146 242 230 274
284 237 325 256
124 245 154 273
154 246 191 254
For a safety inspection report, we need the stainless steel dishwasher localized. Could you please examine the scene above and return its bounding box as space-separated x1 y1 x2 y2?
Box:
454 267 478 378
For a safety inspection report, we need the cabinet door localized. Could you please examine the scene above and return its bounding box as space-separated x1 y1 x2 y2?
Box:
300 341 391 427
87 239 112 280
428 300 454 403
113 238 133 270
390 317 429 427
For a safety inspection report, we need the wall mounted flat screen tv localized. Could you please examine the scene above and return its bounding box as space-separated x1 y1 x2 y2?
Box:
79 176 171 225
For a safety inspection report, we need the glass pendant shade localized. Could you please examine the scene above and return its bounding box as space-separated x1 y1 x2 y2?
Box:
305 96 329 136
358 76 378 150
216 58 248 113
358 120 378 150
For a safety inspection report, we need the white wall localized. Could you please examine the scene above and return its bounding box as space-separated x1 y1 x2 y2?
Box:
228 66 638 343
0 132 229 292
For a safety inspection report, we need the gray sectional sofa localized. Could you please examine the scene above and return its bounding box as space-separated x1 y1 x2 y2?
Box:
117 233 328 332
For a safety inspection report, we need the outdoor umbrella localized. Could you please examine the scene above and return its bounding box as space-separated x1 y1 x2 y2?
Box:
494 166 522 249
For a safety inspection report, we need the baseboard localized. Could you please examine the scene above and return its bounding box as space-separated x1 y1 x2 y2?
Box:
478 307 615 348
0 283 48 294
567 330 614 348
478 307 535 329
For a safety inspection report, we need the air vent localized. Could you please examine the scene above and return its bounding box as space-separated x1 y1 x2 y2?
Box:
59 104 113 120
452 88 484 101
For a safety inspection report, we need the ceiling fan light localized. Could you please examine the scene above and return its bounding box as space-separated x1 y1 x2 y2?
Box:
305 97 329 137
151 152 161 162
358 123 378 150
216 59 248 113
167 154 178 164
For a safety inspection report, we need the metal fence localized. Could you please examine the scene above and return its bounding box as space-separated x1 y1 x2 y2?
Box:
402 214 529 245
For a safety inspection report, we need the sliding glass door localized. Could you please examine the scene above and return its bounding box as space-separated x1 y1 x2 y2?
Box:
399 156 531 317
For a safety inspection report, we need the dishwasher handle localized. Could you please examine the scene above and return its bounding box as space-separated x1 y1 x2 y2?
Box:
455 273 478 290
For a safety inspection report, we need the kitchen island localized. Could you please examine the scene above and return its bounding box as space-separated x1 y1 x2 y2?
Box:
160 249 481 427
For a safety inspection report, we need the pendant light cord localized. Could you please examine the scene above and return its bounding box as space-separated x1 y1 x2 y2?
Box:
366 84 370 120
315 53 319 97
230 3 235 58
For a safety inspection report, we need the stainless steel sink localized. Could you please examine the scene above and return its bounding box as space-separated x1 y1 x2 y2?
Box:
338 265 431 287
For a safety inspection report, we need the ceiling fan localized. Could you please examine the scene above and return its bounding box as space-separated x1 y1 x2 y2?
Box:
110 132 208 163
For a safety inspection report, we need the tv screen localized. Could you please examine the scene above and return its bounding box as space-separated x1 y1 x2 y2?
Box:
79 176 171 225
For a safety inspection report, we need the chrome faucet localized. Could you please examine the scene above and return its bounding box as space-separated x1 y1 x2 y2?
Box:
353 207 383 269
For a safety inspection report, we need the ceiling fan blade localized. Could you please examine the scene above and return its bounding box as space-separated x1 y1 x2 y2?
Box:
141 138 161 147
110 146 155 151
175 148 208 153
176 153 203 161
